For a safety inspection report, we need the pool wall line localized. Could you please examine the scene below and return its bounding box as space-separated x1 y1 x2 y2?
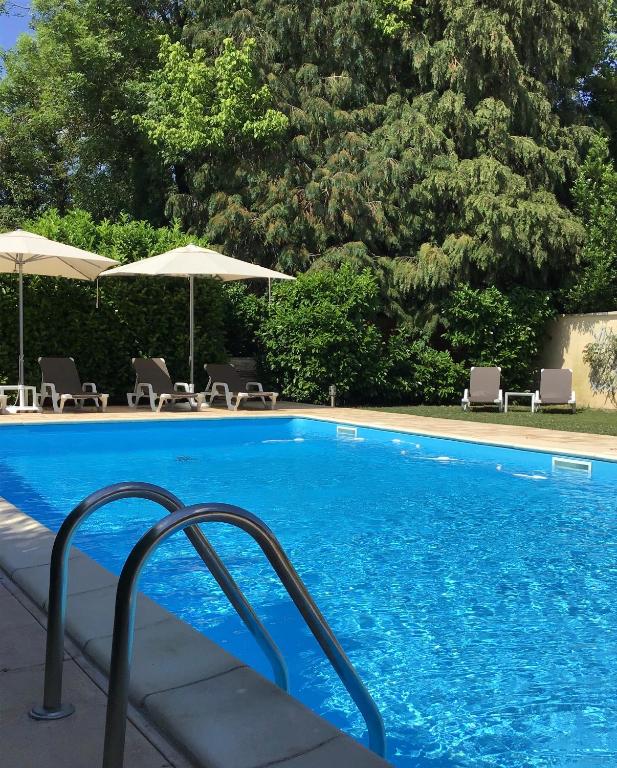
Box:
0 496 392 768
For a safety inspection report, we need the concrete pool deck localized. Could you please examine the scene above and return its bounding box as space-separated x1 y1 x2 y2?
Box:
0 566 191 768
0 401 616 461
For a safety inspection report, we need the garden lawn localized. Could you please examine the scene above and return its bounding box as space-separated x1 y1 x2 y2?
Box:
367 405 617 436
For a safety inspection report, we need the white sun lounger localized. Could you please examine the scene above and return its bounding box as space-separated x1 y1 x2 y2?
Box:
205 363 278 411
461 366 503 411
534 368 576 413
128 357 203 412
38 357 109 414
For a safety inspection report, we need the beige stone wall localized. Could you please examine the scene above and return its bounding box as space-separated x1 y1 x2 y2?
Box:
541 312 617 409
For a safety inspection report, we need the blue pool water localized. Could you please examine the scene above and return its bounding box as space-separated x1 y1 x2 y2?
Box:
1 417 616 767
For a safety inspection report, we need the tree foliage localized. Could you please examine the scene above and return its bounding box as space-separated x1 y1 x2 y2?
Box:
0 0 609 315
584 328 617 402
382 329 466 404
258 264 385 403
564 135 617 312
136 35 288 163
0 0 176 223
583 0 617 158
1 1 615 406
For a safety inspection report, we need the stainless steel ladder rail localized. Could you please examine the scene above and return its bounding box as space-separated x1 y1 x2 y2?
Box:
102 501 387 767
29 482 288 720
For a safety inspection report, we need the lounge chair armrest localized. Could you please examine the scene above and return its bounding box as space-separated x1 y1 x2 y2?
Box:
174 382 191 392
82 382 98 393
246 382 264 392
211 381 230 395
40 382 57 398
462 388 469 401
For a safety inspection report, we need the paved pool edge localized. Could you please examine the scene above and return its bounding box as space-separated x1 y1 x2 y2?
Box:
0 497 391 768
1 403 616 463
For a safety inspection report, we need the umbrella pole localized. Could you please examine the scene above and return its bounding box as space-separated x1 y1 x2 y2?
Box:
18 260 25 408
189 276 194 391
7 259 40 413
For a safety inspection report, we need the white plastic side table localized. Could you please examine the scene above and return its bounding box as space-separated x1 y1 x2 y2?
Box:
504 391 535 413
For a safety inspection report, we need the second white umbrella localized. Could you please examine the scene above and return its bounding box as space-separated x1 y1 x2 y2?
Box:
100 243 294 389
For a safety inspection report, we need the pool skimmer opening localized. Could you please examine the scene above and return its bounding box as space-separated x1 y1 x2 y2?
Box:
552 456 592 476
336 425 358 439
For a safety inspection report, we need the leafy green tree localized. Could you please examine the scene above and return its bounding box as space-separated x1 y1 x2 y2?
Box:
156 0 603 296
564 135 617 312
0 0 612 322
370 0 414 36
583 0 617 159
0 0 176 222
136 36 288 163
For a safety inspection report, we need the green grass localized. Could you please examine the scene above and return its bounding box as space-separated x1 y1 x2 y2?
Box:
367 404 617 436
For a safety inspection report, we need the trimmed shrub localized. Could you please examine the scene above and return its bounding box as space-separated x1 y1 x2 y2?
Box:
443 285 554 390
382 329 467 404
258 265 385 404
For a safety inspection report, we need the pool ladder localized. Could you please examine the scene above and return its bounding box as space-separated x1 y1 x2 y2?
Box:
29 482 386 767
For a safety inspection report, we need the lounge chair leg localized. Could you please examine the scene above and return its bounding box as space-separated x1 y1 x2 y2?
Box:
100 394 109 412
270 395 277 410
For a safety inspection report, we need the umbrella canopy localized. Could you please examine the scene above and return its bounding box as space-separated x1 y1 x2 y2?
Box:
101 243 295 388
0 229 116 411
99 243 295 281
0 229 116 279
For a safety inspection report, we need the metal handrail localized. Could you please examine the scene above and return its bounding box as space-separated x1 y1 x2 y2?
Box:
102 502 387 767
29 482 288 721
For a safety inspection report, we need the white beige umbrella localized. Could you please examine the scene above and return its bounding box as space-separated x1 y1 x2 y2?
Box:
100 243 294 389
0 229 116 411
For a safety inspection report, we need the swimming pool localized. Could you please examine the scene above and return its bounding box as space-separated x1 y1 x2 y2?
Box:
1 416 616 767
